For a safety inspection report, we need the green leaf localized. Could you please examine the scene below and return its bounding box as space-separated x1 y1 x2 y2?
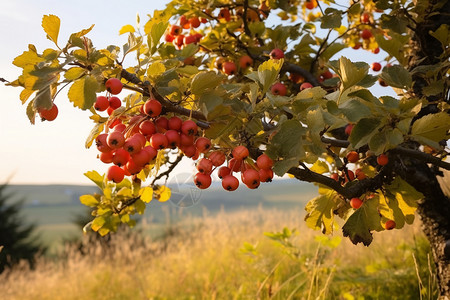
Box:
68 75 99 110
380 14 407 34
84 170 104 188
190 71 224 95
429 24 450 49
338 57 369 92
339 99 372 123
139 187 154 203
26 99 36 124
342 197 384 246
199 92 224 118
80 194 99 207
349 118 381 149
380 65 412 89
304 189 339 234
348 89 379 103
42 15 60 45
150 21 168 54
321 8 342 29
258 59 283 94
119 24 135 35
375 33 409 65
411 112 450 142
32 86 53 111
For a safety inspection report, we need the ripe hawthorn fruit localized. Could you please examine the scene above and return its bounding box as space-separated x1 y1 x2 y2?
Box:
99 151 114 164
346 151 359 163
360 29 373 40
222 61 237 75
242 169 260 189
355 168 367 180
194 173 212 189
39 104 58 121
139 120 156 136
143 146 158 161
232 145 249 160
184 35 197 45
218 8 231 21
105 78 123 95
377 154 389 166
300 82 313 90
112 148 131 167
195 137 212 153
143 99 162 117
330 173 339 181
196 158 213 174
180 133 195 146
165 130 181 149
150 133 169 150
350 197 363 209
371 62 381 72
96 133 112 153
208 151 226 167
108 96 122 109
107 131 125 149
271 82 287 96
107 165 125 183
256 154 274 170
222 175 239 191
218 166 232 179
228 158 242 172
94 96 109 111
125 158 143 175
123 136 143 155
239 55 253 69
169 24 182 36
385 220 396 230
131 149 151 166
181 120 198 136
345 124 354 136
155 117 169 132
181 144 197 158
259 168 274 182
168 116 183 131
189 17 200 28
270 48 284 59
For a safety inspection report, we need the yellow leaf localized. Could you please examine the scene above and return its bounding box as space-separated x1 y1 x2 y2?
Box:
139 187 154 203
64 67 85 80
156 186 171 202
42 15 60 44
119 24 135 35
13 50 44 68
20 89 35 104
310 160 329 174
80 194 99 207
68 75 99 110
91 216 105 231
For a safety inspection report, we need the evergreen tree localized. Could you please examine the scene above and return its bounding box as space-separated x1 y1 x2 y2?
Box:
0 183 44 273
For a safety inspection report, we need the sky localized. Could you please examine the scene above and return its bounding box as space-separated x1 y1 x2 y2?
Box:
0 0 391 185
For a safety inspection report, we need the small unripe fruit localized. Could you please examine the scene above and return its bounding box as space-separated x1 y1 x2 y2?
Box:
350 197 363 209
105 78 123 95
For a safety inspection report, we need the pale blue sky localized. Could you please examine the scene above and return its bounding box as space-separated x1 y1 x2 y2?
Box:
0 1 391 184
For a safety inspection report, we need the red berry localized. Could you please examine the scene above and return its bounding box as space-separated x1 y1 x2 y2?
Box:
208 151 226 166
105 78 123 95
107 165 125 183
180 133 195 146
346 151 359 163
108 96 121 109
361 12 370 24
242 169 260 189
195 137 212 153
232 145 249 160
99 151 114 164
131 149 151 166
330 173 339 181
256 154 273 170
179 15 189 29
259 168 274 182
107 107 115 115
143 146 158 161
300 82 313 90
189 17 200 28
222 61 237 75
96 133 112 153
218 8 231 21
168 116 183 131
107 131 125 149
321 70 333 80
94 96 109 111
181 144 197 158
165 130 181 149
150 133 169 150
385 220 396 230
218 166 232 179
360 29 373 40
197 158 213 174
194 173 212 189
39 104 58 121
112 123 126 133
372 47 380 54
112 148 131 167
184 35 197 45
169 24 182 36
175 35 185 48
143 99 162 117
377 154 389 166
344 170 355 182
125 158 143 175
345 124 354 136
270 48 284 59
355 168 367 180
271 82 287 96
165 33 175 43
239 55 253 69
222 175 239 191
139 120 156 136
350 197 363 209
228 158 243 172
371 62 382 72
181 120 198 136
123 136 143 155
155 117 169 132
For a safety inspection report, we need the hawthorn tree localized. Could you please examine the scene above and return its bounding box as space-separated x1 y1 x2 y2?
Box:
4 0 450 297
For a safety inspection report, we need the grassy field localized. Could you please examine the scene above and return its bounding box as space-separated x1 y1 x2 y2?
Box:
1 183 438 299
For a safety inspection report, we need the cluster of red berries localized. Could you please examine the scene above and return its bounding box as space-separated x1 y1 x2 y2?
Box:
165 15 206 49
193 146 274 191
94 78 124 115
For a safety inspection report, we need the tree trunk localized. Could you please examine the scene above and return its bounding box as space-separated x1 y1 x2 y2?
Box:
405 0 450 298
399 162 450 299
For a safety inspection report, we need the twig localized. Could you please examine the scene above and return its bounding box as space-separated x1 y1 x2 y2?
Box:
151 153 184 185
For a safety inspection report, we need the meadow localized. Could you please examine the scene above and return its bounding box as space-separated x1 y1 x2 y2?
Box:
0 182 438 299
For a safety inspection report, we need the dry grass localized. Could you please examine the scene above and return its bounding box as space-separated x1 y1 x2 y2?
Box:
0 207 437 300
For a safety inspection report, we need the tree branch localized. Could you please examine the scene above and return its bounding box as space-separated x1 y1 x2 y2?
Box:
151 153 184 185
